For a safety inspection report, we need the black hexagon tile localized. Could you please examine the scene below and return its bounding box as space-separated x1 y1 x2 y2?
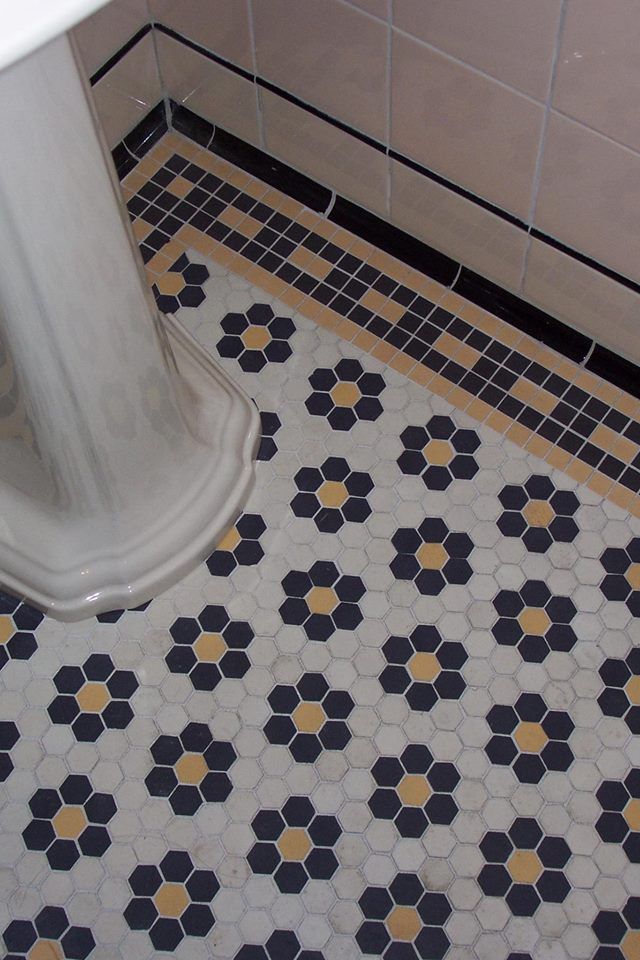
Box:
491 579 578 662
397 416 480 490
485 693 575 783
478 817 571 916
248 795 341 893
497 475 580 552
2 907 95 960
291 457 373 532
598 648 640 733
124 850 219 951
0 589 43 672
217 304 295 372
22 774 116 870
356 874 452 959
592 896 640 960
305 359 385 430
600 537 640 615
48 653 138 741
152 253 209 312
207 513 267 576
145 722 236 815
596 770 640 863
264 671 354 761
234 930 326 960
166 604 255 691
380 625 467 710
390 518 474 596
279 560 365 641
367 744 460 838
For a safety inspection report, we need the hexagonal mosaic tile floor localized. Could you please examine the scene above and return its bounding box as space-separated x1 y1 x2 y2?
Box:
1 247 640 960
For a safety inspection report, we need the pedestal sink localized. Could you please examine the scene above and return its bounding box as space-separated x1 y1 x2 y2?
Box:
0 4 259 619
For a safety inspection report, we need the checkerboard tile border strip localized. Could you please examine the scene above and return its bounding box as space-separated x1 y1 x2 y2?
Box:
120 132 640 518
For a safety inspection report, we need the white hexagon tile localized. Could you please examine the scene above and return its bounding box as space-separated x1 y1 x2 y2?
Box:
1 247 640 960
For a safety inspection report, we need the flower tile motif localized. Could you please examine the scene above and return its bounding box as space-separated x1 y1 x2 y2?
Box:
356 874 452 959
47 654 138 742
478 817 571 916
595 770 640 863
248 796 341 893
217 304 295 372
598 648 640 733
600 537 640 615
145 722 236 816
2 907 95 960
497 475 580 553
491 580 578 662
152 253 209 312
124 850 219 951
166 605 255 691
279 561 365 641
264 672 354 762
0 720 19 782
380 625 467 710
291 457 373 532
9 140 640 960
0 590 43 672
206 514 267 576
305 359 385 431
390 518 474 596
22 774 116 870
485 693 575 784
367 744 460 838
592 896 640 960
397 417 480 490
256 410 281 461
234 930 326 960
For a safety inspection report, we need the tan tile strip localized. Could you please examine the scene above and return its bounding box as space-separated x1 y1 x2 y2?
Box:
132 135 640 520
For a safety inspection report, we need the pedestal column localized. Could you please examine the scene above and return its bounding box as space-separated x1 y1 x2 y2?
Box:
0 34 258 619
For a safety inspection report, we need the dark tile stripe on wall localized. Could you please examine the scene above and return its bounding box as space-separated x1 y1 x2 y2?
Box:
103 26 640 400
89 23 152 85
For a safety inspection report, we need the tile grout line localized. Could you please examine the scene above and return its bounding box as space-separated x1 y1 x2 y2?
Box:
520 0 568 292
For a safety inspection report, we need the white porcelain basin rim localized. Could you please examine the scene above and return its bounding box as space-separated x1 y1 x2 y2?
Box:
0 0 111 72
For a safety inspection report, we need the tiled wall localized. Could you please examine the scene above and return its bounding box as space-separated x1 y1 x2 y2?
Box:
73 0 161 148
78 0 640 365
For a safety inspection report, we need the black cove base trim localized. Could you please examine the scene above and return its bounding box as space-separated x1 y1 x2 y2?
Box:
112 102 640 401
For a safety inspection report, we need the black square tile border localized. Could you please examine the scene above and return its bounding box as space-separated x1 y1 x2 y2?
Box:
100 22 640 403
118 134 640 498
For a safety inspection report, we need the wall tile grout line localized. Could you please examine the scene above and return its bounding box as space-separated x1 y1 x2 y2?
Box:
520 0 568 292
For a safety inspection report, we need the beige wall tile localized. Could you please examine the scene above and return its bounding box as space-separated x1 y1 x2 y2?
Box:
149 0 253 70
535 112 640 284
346 0 388 19
91 33 162 147
391 31 543 220
156 34 260 146
394 0 561 100
390 160 528 291
523 239 640 365
262 90 388 216
554 0 640 152
253 0 388 142
74 0 149 77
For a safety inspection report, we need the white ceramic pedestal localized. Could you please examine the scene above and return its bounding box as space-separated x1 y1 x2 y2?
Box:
0 33 259 620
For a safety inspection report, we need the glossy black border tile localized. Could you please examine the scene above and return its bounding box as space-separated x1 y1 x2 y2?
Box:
329 197 458 288
89 24 152 85
453 268 592 364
